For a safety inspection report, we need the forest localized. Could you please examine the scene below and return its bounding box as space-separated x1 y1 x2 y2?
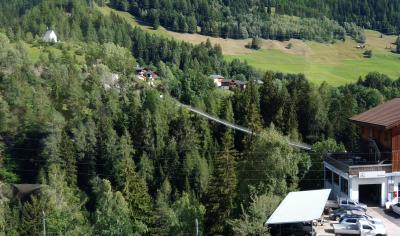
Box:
275 0 400 35
109 0 366 42
2 0 400 235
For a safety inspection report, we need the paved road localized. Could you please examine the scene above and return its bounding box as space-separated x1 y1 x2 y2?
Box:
368 207 400 236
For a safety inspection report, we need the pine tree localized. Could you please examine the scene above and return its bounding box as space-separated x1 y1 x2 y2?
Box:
93 179 133 236
395 36 400 53
113 131 152 234
260 72 280 127
205 129 237 235
42 164 91 235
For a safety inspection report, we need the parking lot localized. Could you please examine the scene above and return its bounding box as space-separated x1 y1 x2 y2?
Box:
368 207 400 236
314 207 400 236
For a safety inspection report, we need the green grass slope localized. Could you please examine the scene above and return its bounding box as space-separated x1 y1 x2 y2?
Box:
98 6 400 86
226 31 400 85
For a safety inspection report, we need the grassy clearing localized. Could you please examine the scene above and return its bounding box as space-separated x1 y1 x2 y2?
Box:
98 6 400 85
225 32 400 85
225 49 400 85
24 42 86 65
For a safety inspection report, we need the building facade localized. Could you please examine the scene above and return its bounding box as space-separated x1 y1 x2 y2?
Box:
324 98 400 207
43 30 58 43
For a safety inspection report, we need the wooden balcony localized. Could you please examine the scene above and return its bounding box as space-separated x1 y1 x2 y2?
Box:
325 153 392 176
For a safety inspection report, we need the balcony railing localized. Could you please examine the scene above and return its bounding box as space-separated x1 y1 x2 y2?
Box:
325 152 392 176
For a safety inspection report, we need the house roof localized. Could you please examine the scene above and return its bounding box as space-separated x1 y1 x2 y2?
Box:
266 189 331 224
12 184 42 195
350 98 400 129
43 30 56 38
209 74 224 79
221 79 246 85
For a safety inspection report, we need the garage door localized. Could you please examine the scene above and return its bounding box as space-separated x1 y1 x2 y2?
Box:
359 184 381 206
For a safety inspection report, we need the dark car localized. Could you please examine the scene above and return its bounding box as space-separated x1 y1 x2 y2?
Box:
329 209 350 221
330 209 366 221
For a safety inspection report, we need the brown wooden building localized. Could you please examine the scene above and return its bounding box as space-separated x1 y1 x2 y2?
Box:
324 98 400 206
350 98 400 172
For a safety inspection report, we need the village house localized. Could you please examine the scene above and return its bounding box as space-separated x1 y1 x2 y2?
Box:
136 66 158 82
324 98 400 207
356 43 366 49
43 29 58 43
220 79 247 90
209 75 247 90
209 74 225 87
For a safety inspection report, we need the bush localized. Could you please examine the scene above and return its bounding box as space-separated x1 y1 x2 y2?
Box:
246 37 262 50
363 50 372 58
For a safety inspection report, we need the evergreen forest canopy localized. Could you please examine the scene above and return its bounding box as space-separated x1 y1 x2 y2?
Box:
1 0 400 235
109 0 369 42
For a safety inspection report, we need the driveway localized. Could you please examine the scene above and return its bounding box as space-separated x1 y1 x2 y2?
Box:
368 207 400 236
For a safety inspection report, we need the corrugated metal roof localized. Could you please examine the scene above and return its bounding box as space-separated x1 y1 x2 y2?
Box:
266 189 331 224
350 98 400 129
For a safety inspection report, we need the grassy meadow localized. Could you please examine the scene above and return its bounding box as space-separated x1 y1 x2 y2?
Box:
98 6 400 86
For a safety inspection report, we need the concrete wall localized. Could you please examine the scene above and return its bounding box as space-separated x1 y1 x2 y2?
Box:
324 162 400 206
349 176 386 206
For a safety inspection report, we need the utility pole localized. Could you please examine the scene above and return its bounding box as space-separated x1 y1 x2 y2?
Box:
42 210 46 236
195 218 199 236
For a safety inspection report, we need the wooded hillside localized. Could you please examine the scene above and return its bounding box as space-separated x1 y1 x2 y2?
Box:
1 0 400 235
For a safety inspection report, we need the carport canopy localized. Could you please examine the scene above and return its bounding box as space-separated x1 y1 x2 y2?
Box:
266 189 331 225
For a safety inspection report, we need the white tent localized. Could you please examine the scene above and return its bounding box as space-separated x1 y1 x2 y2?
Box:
266 189 331 225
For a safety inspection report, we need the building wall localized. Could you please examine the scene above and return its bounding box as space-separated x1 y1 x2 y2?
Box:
324 162 400 206
392 126 400 171
324 163 349 200
360 125 392 150
349 176 387 206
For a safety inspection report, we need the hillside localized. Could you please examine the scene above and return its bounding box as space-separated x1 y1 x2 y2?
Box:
3 0 400 235
226 31 400 85
99 6 400 85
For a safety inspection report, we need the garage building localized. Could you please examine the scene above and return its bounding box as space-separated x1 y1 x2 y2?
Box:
324 98 400 207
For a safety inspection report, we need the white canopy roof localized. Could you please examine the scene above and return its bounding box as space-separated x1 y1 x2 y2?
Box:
266 189 331 224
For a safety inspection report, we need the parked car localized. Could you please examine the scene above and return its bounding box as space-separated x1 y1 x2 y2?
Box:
330 209 365 221
329 209 350 221
333 219 387 235
338 198 368 211
392 202 400 215
340 216 383 226
325 200 340 210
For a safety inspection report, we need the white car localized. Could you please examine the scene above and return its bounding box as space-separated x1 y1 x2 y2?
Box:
392 203 400 215
333 219 387 236
340 217 383 226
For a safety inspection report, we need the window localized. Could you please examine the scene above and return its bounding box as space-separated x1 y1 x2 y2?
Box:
325 168 332 183
362 225 373 230
341 200 347 204
334 173 340 185
346 219 357 223
341 177 348 194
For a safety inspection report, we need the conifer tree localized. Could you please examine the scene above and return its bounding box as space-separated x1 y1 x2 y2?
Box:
93 179 133 236
260 72 281 127
42 164 91 235
205 128 237 235
395 36 400 53
113 131 152 234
